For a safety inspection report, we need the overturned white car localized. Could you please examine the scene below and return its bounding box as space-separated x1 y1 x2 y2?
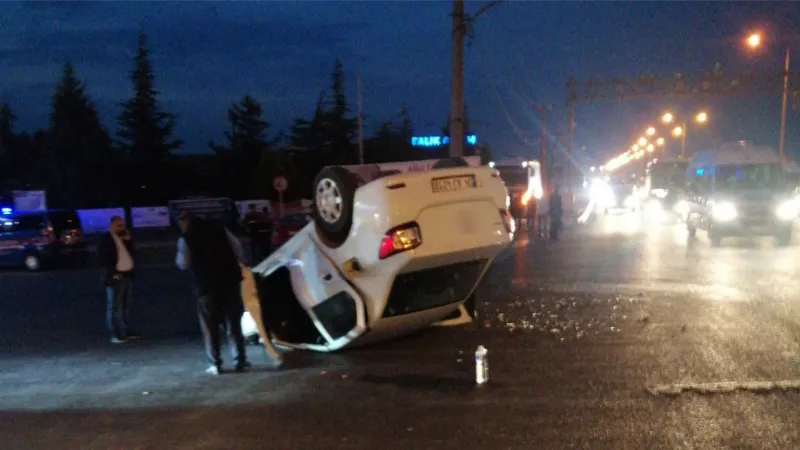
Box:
242 157 513 352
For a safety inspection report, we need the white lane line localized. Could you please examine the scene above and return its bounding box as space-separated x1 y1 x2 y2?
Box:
646 380 800 396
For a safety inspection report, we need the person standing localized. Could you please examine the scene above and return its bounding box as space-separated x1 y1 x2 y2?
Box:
549 186 564 241
176 211 250 375
98 215 140 344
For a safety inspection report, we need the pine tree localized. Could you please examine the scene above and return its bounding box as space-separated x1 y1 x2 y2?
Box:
323 59 358 165
0 101 14 158
117 33 182 204
45 62 113 207
210 95 271 199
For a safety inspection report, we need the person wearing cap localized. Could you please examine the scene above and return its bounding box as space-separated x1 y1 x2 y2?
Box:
175 211 250 375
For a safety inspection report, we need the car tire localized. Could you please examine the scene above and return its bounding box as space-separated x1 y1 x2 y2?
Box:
312 166 358 247
775 227 792 247
22 253 42 272
432 157 469 169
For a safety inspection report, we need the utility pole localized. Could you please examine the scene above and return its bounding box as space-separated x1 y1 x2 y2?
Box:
357 73 364 164
779 47 790 161
449 0 466 158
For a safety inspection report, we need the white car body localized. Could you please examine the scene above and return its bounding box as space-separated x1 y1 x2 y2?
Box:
244 158 513 352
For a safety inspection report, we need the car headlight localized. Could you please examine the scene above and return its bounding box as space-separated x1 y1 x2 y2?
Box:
776 200 799 220
674 200 689 216
711 201 737 221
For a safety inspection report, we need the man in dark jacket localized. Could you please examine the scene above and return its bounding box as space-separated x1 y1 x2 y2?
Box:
97 215 140 343
176 211 249 375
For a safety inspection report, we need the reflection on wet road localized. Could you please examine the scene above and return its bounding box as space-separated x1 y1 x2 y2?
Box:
1 212 799 448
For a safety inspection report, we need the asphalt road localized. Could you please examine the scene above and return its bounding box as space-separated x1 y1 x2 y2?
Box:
2 213 800 449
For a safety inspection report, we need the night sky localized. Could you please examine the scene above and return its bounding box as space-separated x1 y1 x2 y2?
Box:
1 1 798 164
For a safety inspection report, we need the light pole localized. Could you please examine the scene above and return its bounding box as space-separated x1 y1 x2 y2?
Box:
747 32 791 160
449 0 504 158
662 111 707 159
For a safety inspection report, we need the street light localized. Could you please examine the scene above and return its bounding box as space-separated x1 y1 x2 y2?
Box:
656 137 665 146
646 144 654 152
632 144 639 151
744 30 790 160
672 126 683 137
696 112 708 123
661 112 674 124
747 33 761 49
637 137 647 146
646 127 656 136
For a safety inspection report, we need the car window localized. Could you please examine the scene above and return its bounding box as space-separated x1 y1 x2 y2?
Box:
1 214 45 233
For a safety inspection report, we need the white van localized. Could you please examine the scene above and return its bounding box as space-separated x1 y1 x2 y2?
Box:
683 141 797 246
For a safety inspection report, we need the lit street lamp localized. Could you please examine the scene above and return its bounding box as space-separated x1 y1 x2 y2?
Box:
656 137 665 146
646 144 654 152
662 111 708 158
746 31 790 160
646 127 656 136
637 137 647 146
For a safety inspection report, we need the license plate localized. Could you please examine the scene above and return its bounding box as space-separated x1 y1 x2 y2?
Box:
431 175 476 193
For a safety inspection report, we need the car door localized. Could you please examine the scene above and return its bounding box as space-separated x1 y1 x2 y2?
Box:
286 238 368 351
0 218 19 265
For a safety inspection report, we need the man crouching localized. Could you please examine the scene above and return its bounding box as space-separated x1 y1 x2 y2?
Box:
176 211 250 375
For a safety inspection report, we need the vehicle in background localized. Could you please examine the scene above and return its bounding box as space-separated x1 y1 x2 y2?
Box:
488 159 543 222
0 208 89 271
242 156 512 352
167 197 243 234
271 212 313 250
589 176 638 215
684 141 797 247
643 158 689 223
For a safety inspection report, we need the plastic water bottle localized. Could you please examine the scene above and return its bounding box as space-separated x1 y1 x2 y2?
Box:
475 345 489 385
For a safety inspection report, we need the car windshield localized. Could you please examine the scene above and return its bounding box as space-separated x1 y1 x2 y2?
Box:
495 166 528 187
650 162 687 189
716 164 784 190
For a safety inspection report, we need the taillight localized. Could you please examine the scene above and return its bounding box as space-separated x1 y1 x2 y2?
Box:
491 171 500 178
499 209 514 235
378 222 422 259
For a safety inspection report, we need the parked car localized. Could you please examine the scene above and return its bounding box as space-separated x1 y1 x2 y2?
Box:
242 157 513 352
0 208 89 271
271 213 313 250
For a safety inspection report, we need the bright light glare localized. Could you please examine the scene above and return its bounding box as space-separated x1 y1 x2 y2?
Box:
696 112 708 123
646 127 656 136
638 137 647 146
776 200 799 220
747 33 761 48
662 112 674 124
712 201 737 222
672 126 683 137
656 137 665 146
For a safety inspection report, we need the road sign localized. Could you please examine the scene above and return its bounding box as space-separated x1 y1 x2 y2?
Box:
273 176 288 193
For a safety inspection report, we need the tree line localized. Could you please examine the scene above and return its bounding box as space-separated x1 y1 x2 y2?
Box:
0 33 489 209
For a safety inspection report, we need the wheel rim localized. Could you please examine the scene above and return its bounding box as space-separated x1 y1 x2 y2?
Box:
315 178 343 224
24 256 39 270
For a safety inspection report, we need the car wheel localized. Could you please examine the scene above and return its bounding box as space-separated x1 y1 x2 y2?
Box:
775 227 792 247
313 166 358 247
23 253 42 272
432 157 469 169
